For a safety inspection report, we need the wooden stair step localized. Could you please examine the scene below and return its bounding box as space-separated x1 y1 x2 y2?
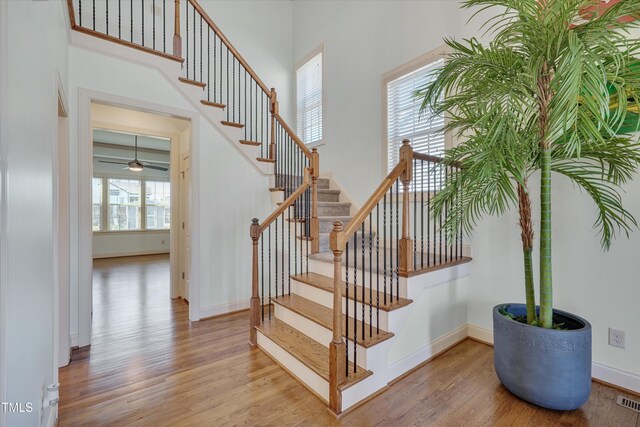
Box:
179 77 206 88
240 140 261 147
256 318 372 391
269 187 285 192
221 120 245 129
271 294 394 348
200 100 225 109
257 157 276 163
292 272 412 312
286 218 306 223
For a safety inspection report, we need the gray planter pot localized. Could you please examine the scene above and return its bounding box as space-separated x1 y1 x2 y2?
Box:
493 304 592 410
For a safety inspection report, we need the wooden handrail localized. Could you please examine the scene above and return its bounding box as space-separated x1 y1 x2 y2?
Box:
414 152 461 169
187 0 271 96
273 113 313 158
331 161 406 251
257 168 311 234
66 0 76 28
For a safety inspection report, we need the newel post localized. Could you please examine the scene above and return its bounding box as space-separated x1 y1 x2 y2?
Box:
270 88 279 161
310 148 320 253
173 0 182 57
399 139 414 275
249 218 261 346
328 221 346 414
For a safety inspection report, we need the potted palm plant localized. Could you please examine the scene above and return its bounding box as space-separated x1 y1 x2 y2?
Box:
417 0 640 411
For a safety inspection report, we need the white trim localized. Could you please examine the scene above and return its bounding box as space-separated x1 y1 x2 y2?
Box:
77 89 201 345
381 45 450 176
45 405 57 427
0 0 8 423
467 323 494 345
199 299 250 320
294 43 325 148
387 324 468 381
592 362 640 395
70 334 79 348
466 323 640 394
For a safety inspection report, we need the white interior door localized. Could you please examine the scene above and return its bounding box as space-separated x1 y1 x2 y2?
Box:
179 153 191 301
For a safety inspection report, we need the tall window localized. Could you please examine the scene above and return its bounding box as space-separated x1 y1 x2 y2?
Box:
108 178 141 230
385 53 446 173
296 49 323 145
146 180 171 230
92 178 102 231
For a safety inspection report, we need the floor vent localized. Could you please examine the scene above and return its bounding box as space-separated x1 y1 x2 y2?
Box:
616 395 640 413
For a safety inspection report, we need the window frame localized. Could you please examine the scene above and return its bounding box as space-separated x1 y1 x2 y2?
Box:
92 173 171 234
382 45 452 179
295 43 325 148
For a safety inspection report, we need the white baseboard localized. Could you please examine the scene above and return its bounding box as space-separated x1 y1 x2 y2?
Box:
199 299 250 320
93 250 169 259
592 362 640 395
467 324 493 345
387 324 468 381
70 334 78 348
466 323 640 395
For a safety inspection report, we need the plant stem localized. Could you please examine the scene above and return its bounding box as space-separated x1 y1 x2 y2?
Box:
517 182 536 324
539 147 553 328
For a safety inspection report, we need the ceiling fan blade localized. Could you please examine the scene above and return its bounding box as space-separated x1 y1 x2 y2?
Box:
99 160 129 165
144 164 169 171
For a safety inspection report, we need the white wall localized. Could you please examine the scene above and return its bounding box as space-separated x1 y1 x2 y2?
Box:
2 0 69 426
199 1 294 122
292 1 469 204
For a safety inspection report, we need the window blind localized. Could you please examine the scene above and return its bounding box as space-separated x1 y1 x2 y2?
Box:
297 52 323 145
387 58 445 175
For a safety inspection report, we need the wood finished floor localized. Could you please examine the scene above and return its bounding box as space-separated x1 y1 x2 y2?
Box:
59 255 640 426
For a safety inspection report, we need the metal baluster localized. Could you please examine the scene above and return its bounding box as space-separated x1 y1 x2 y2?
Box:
353 232 358 373
345 241 350 377
395 179 399 301
421 160 424 269
376 203 380 333
383 193 387 305
389 184 393 303
361 222 365 340
369 213 373 336
192 6 195 79
207 27 210 100
275 216 278 299
226 49 229 120
232 58 236 122
153 0 156 49
414 159 417 268
79 0 82 27
142 0 144 45
268 225 272 320
199 17 202 82
281 211 285 298
162 0 165 52
288 205 291 295
119 0 122 39
439 163 443 265
185 1 188 78
244 69 247 140
106 0 109 35
131 0 134 42
92 0 95 31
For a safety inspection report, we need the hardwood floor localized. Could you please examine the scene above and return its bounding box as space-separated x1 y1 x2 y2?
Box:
59 255 640 426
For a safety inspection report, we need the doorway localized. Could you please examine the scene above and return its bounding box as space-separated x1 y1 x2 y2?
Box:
74 92 199 351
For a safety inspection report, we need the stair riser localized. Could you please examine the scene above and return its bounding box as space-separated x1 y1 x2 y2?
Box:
292 280 390 331
319 218 351 233
317 192 340 202
273 303 370 369
308 258 409 298
317 204 351 216
256 331 329 402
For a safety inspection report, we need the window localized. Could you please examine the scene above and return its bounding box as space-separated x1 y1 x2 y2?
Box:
385 53 446 174
146 181 171 230
108 178 141 230
296 49 323 145
92 178 102 231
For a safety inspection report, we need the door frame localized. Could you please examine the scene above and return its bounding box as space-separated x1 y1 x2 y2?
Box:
0 0 8 423
76 89 201 347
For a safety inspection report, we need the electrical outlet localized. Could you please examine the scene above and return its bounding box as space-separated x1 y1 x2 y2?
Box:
608 328 625 349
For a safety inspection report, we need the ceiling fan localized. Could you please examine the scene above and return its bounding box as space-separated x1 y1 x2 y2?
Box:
98 135 168 172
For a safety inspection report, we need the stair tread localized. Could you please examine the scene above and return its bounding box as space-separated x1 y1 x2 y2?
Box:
239 140 261 147
271 294 394 348
292 272 412 312
200 99 225 109
256 318 372 390
178 77 206 88
317 189 340 194
221 120 245 128
257 157 276 163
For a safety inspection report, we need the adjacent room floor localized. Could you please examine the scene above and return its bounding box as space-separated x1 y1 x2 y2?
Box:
58 255 640 426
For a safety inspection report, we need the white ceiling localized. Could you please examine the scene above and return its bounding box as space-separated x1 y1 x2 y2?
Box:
93 129 171 152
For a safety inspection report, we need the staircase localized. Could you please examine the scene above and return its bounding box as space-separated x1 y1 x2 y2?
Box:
66 0 471 416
